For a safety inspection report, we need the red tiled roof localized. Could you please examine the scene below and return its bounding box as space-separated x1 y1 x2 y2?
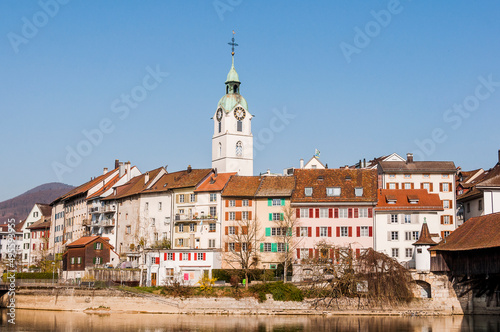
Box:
15 219 25 232
413 222 437 246
195 172 236 192
291 168 377 203
37 203 52 218
477 164 500 187
146 168 212 193
66 236 113 249
376 189 443 211
86 173 121 200
103 167 164 200
378 161 456 173
430 212 500 251
222 176 262 197
55 168 120 203
255 176 295 197
26 217 51 230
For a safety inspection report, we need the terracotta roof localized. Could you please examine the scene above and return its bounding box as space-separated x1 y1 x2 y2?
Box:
476 164 500 187
222 176 262 197
255 176 295 197
36 203 52 218
376 189 443 211
378 161 456 173
26 217 51 230
66 235 113 249
194 172 236 192
86 173 121 200
430 212 500 251
413 222 437 246
291 168 377 203
103 167 164 200
15 219 25 232
146 168 212 193
457 187 482 202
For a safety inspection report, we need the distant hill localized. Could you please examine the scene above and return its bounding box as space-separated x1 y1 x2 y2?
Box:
0 183 74 224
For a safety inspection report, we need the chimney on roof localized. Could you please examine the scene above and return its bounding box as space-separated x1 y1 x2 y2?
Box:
119 162 125 177
214 168 218 177
187 165 192 173
300 159 304 169
115 159 120 169
103 167 108 175
125 161 131 181
498 149 500 164
407 153 414 163
144 172 149 184
363 158 366 168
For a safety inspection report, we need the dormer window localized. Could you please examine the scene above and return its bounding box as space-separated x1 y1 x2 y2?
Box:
305 187 313 196
326 187 341 196
355 187 363 197
386 195 397 204
317 176 323 181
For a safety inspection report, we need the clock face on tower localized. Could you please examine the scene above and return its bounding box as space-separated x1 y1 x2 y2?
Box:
216 108 223 121
233 107 246 120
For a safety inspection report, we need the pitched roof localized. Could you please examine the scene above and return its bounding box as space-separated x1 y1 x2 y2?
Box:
291 168 377 203
194 172 236 192
145 168 212 193
376 189 444 211
457 187 483 202
86 173 121 200
66 235 114 249
222 176 262 197
413 222 437 246
103 167 164 200
430 212 500 251
255 176 295 197
27 217 51 230
15 219 26 232
378 161 456 173
476 164 500 187
36 203 52 218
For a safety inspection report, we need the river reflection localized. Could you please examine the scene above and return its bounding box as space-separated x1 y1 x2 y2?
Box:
1 309 499 331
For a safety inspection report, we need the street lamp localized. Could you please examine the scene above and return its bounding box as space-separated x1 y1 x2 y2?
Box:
52 262 56 285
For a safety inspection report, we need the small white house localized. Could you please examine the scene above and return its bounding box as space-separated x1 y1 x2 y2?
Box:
145 249 221 286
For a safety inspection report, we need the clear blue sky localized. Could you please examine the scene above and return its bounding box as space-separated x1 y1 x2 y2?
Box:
1 1 500 201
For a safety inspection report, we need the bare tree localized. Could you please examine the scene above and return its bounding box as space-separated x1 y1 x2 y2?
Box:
222 217 262 289
274 205 301 282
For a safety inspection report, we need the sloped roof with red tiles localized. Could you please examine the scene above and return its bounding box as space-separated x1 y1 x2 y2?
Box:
66 235 114 249
430 212 500 251
255 176 295 197
145 168 212 193
378 160 456 173
222 176 262 197
26 217 51 230
292 168 377 203
376 189 444 211
103 167 164 200
413 222 437 246
195 172 236 192
457 187 483 202
86 173 121 200
15 219 25 232
476 163 500 187
36 203 52 217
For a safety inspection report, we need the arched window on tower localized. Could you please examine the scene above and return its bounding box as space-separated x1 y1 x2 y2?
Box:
236 141 243 157
237 120 242 132
226 86 229 94
218 121 221 133
219 143 222 158
234 85 238 94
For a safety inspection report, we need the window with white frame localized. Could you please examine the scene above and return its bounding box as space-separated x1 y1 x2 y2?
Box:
443 215 450 224
442 183 450 192
326 187 341 196
443 231 450 238
228 226 236 235
242 211 249 220
277 243 286 252
422 182 430 191
263 243 272 252
197 253 204 260
404 174 411 179
391 214 398 224
391 231 399 241
404 214 411 224
77 257 81 264
320 227 328 237
300 248 309 259
229 200 235 207
210 193 217 202
305 187 313 196
182 253 189 260
389 183 396 189
389 174 395 178
404 183 412 189
300 209 308 218
360 226 369 237
209 239 216 248
405 248 413 258
229 212 236 220
359 208 368 218
443 200 450 209
242 199 249 206
340 226 348 237
179 195 184 203
319 208 328 218
300 227 308 237
339 208 348 218
179 224 184 232
209 223 216 232
241 242 248 252
210 206 217 217
355 188 363 197
442 174 449 178
190 223 195 232
272 213 281 221
190 193 196 202
272 199 281 206
391 248 399 258
167 252 174 260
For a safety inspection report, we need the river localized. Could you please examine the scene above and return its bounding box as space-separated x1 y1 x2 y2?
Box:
1 309 499 331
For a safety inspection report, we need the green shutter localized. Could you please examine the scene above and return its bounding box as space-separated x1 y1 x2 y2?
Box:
268 198 272 206
260 243 264 252
271 243 277 252
287 228 292 236
265 228 271 237
93 257 96 264
286 243 289 251
280 213 284 221
269 213 272 221
281 198 285 206
93 243 97 249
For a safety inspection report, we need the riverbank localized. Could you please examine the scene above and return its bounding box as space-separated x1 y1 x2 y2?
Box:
6 286 459 316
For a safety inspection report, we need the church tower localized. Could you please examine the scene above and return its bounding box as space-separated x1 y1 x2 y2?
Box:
212 32 253 176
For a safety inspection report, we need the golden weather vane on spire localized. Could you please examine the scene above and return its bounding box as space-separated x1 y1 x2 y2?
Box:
228 30 238 56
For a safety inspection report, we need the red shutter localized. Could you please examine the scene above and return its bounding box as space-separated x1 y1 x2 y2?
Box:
328 227 332 237
309 248 313 258
348 227 352 237
296 208 300 218
440 183 443 192
194 253 197 261
441 231 445 239
225 243 228 252
396 183 399 189
329 249 334 259
296 248 301 259
420 183 424 189
450 215 453 224
316 227 320 237
164 253 167 260
242 226 248 235
155 257 160 264
315 209 319 218
225 226 228 235
356 248 361 258
329 208 333 218
249 211 252 220
336 227 340 237
225 200 229 207
236 212 241 220
296 227 300 237
236 200 242 207
354 208 359 218
369 227 373 237
225 212 229 221
179 253 182 260
430 183 434 192
314 249 319 259
386 183 389 189
309 208 313 218
203 253 206 261
235 226 239 234
440 216 444 224
249 200 252 206
334 208 339 218
308 227 312 237
348 208 353 218
368 208 373 218
356 226 360 237
411 183 414 189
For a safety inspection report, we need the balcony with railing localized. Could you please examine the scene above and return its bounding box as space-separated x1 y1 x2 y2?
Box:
103 205 116 213
89 206 102 214
90 218 115 227
174 214 217 222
